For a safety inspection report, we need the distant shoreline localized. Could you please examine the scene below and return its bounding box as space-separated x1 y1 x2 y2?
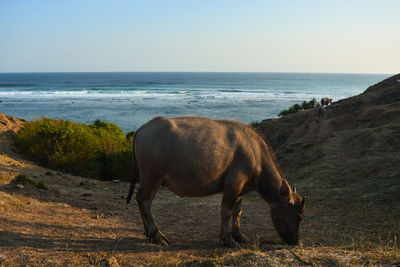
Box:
0 71 394 75
0 72 390 132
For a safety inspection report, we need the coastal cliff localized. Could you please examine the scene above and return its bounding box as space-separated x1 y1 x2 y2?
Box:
257 74 400 207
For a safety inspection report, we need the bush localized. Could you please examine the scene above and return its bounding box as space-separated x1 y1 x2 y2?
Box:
278 98 320 116
250 121 260 128
12 174 49 190
15 118 133 181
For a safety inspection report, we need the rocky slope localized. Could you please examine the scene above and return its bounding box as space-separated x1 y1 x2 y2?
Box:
256 73 400 207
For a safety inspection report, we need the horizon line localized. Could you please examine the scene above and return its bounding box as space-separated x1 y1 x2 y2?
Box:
0 71 394 75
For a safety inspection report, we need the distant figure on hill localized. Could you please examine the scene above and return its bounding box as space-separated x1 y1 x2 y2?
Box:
321 97 333 107
318 106 325 119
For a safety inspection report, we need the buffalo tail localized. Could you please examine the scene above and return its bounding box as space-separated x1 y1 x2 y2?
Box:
126 131 140 204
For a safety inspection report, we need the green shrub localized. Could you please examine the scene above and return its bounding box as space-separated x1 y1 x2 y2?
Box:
12 174 49 190
278 98 320 117
250 121 260 128
15 118 133 181
36 181 49 191
12 174 37 186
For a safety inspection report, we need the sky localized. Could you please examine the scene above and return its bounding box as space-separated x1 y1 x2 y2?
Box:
0 0 399 73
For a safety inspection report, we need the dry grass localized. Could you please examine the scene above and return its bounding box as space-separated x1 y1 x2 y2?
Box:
0 175 399 266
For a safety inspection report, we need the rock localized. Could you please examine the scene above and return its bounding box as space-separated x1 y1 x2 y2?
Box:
78 181 85 187
15 184 24 189
82 193 92 197
45 171 54 176
112 179 120 183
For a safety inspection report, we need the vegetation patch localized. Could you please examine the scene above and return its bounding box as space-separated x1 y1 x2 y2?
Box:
14 118 133 181
250 121 261 129
278 98 320 116
12 174 49 190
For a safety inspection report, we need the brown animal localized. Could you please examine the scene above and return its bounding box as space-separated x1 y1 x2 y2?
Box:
321 97 333 107
126 116 306 247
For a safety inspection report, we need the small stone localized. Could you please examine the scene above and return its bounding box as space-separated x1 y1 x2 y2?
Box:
82 193 92 197
45 171 54 176
112 180 120 183
15 184 24 189
78 181 85 187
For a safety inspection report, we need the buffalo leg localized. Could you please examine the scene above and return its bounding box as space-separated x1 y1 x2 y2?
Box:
220 174 245 248
136 182 168 246
135 187 150 237
232 197 248 243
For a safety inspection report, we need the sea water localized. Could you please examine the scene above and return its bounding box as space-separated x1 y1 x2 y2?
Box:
0 72 390 132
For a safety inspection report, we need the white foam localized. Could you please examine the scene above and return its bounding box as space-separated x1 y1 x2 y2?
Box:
0 89 349 105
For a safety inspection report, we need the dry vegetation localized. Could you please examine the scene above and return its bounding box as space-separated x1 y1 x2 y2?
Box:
1 75 400 266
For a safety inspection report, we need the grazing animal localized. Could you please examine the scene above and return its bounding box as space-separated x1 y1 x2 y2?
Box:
321 97 333 107
126 116 306 247
318 106 325 118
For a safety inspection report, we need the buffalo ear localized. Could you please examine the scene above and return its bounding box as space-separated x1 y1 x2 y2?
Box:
280 180 291 198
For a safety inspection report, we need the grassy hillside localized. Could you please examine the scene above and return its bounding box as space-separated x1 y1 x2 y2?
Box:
256 74 400 249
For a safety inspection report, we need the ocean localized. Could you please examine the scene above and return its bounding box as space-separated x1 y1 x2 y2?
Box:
0 72 390 132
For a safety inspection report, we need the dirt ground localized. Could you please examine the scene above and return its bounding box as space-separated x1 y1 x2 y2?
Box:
0 113 399 266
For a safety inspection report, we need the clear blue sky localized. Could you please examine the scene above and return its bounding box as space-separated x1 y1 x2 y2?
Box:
0 0 399 73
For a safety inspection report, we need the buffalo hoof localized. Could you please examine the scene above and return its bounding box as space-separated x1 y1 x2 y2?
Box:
232 230 248 243
150 230 169 246
221 236 241 249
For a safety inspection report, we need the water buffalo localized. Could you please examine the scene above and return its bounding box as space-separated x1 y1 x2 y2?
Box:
321 97 333 107
126 116 306 247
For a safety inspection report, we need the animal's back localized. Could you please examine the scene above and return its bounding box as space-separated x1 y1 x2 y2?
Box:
134 116 264 197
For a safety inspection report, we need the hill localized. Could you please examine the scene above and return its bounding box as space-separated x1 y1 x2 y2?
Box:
256 74 400 206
